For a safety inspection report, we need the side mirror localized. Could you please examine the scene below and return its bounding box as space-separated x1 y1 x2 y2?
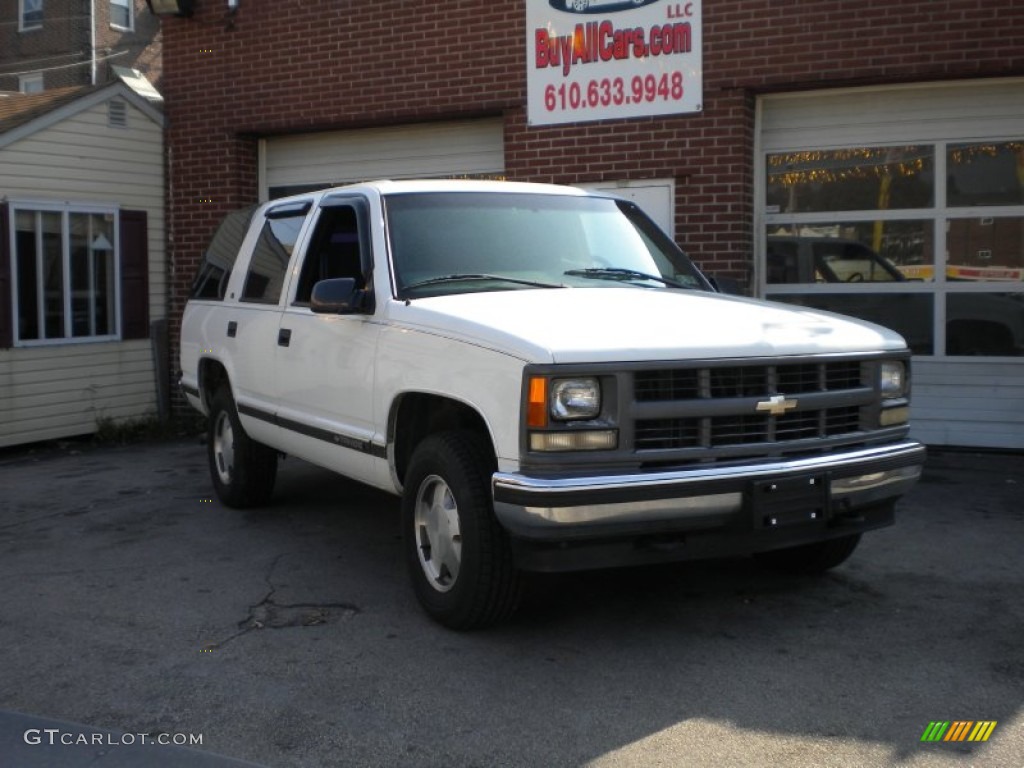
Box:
310 278 374 314
707 275 746 295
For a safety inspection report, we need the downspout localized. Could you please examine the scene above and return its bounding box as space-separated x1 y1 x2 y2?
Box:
90 0 97 85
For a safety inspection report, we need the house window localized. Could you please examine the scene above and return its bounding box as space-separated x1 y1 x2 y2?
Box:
110 0 132 29
20 0 43 31
18 73 44 94
763 140 1024 358
11 205 120 344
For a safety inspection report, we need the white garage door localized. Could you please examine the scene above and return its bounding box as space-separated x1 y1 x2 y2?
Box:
260 118 505 200
757 79 1024 449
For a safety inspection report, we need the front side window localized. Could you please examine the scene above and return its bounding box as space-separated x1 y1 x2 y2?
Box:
13 206 119 344
110 0 132 29
386 192 707 299
293 203 369 305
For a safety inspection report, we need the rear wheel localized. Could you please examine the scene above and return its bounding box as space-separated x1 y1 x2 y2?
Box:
207 386 277 508
402 431 521 629
756 534 861 574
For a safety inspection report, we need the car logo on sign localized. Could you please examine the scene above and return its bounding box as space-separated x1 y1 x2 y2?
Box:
755 394 798 416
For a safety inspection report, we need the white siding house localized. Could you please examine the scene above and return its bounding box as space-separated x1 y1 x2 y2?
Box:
0 81 165 447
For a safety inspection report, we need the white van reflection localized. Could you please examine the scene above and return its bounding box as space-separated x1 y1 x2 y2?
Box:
551 0 660 14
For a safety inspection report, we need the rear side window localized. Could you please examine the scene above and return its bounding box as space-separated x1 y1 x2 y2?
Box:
189 206 258 300
241 211 307 304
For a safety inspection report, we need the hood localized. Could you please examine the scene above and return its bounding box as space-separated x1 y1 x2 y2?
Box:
387 287 909 364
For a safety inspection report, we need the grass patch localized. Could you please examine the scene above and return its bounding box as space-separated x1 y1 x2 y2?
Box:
94 412 207 445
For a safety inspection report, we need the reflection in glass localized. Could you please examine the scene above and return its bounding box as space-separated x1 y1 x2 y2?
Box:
766 221 933 283
767 146 934 213
42 212 64 339
946 293 1024 356
947 142 1024 207
947 217 1024 280
15 211 40 341
769 293 933 355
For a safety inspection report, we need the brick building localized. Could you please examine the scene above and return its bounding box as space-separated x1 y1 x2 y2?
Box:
157 0 1024 448
0 0 161 92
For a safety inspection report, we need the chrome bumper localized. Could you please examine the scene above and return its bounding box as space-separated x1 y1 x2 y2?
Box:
492 441 925 540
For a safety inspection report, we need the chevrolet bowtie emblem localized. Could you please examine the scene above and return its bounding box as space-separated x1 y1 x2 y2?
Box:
755 394 798 416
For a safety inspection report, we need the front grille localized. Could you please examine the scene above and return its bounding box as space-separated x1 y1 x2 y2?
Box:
632 360 872 453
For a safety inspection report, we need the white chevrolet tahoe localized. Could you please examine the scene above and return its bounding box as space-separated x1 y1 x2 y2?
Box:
179 180 925 629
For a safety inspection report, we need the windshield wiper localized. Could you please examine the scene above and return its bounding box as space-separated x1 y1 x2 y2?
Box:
402 273 565 292
563 267 691 289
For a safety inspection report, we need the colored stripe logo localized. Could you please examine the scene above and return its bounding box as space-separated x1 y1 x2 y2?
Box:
921 721 997 742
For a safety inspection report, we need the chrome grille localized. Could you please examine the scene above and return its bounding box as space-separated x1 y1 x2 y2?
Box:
632 361 871 453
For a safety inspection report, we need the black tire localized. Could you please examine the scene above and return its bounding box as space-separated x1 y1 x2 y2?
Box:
402 431 522 630
207 386 277 508
756 534 862 574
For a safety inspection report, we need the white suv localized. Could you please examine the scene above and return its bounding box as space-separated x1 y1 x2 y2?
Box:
179 180 925 628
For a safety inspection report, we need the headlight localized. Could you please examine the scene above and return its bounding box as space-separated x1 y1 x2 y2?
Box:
880 361 907 399
550 378 601 420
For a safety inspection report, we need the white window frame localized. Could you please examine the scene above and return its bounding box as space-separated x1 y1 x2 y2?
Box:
109 0 133 31
18 73 44 94
8 202 122 347
19 0 43 31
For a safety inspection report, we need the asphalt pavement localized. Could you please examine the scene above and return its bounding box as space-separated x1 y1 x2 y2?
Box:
0 436 1020 767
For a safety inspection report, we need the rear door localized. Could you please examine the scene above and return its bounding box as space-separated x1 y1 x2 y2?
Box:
225 201 312 444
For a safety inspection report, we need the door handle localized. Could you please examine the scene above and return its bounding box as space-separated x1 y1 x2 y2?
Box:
227 321 237 338
278 328 292 347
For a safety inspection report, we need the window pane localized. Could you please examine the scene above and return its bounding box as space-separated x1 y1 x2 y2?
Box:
15 211 40 341
768 293 933 355
42 211 64 338
766 221 934 284
68 213 115 337
766 146 934 213
70 214 91 336
947 293 1024 356
946 216 1024 281
23 0 43 27
110 0 130 27
947 142 1024 207
241 215 304 303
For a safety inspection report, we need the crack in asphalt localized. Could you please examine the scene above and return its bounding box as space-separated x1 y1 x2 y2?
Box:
202 553 361 651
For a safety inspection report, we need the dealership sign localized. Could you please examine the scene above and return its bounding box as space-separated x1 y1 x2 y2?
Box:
527 0 703 126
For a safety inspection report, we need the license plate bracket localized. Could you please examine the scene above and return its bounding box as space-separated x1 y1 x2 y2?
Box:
750 473 828 530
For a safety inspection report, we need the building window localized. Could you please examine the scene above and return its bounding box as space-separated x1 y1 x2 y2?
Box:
18 73 44 93
110 0 132 29
11 205 120 345
20 0 43 31
763 140 1024 358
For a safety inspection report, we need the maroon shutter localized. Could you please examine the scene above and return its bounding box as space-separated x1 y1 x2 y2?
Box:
0 204 12 349
120 209 149 340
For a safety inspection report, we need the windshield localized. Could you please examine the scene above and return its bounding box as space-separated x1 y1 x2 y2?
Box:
385 192 708 298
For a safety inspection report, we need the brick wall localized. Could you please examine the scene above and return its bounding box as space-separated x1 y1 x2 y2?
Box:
160 0 1024 401
0 1 161 91
0 0 91 90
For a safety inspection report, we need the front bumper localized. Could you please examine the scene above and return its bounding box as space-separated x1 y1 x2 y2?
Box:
492 441 925 569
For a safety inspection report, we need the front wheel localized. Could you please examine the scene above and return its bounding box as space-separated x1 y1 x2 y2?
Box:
756 534 862 574
402 431 522 630
207 386 278 508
